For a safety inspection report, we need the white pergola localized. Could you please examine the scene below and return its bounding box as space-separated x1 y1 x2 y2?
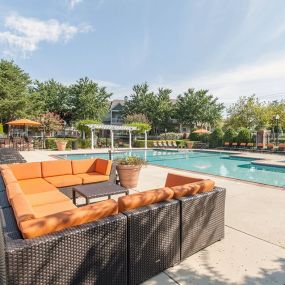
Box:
86 124 148 150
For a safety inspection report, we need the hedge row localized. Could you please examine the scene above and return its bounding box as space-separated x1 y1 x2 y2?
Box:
133 139 200 148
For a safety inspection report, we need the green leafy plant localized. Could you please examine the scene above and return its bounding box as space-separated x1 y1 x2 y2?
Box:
237 128 252 143
209 128 224 148
114 156 146 166
125 122 151 134
223 128 237 143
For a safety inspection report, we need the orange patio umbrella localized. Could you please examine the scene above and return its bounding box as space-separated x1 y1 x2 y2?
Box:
6 119 41 126
192 128 211 134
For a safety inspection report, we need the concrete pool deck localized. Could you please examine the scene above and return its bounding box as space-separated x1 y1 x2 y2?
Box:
20 149 285 285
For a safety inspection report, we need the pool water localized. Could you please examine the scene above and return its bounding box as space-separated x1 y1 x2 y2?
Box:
57 150 285 187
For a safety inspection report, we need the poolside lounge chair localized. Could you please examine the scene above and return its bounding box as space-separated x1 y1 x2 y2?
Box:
231 142 238 149
257 143 264 151
172 141 178 148
266 143 275 152
158 141 163 148
277 143 285 153
239 142 246 149
224 142 230 149
166 141 173 148
247 142 254 149
153 141 158 148
162 141 168 148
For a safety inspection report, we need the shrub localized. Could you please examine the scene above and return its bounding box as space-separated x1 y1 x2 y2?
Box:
189 130 200 141
224 128 237 143
160 132 182 140
236 128 252 143
114 156 146 166
0 124 3 134
209 128 224 148
125 122 151 134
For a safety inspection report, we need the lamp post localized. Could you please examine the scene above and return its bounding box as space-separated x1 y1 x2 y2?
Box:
275 114 280 145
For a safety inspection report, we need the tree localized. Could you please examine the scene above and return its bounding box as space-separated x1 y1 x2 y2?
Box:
76 119 101 139
225 95 267 130
31 79 74 123
209 128 224 148
223 128 237 143
236 128 252 143
38 113 63 134
122 83 174 134
124 114 149 124
175 89 224 130
71 77 112 121
0 60 31 122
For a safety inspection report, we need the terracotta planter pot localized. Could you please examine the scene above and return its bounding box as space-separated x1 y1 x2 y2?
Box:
187 142 193 149
56 141 67 151
116 165 142 188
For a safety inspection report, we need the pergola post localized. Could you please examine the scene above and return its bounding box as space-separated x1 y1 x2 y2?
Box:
129 130 132 149
91 129 94 150
144 131 147 149
110 130 114 150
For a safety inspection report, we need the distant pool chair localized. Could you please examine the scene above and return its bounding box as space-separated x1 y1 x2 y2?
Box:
257 143 264 151
246 142 254 149
172 141 178 148
153 141 158 148
224 142 230 149
166 141 172 148
157 141 163 148
239 142 246 149
231 142 238 149
277 143 285 153
162 141 168 148
266 143 275 152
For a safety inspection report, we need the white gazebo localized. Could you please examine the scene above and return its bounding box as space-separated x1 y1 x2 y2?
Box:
87 124 148 150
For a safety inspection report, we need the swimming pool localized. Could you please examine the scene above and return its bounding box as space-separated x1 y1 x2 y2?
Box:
57 150 285 187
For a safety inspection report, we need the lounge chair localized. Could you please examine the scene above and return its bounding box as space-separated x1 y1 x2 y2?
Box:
239 142 246 149
257 143 264 152
224 142 230 149
266 143 275 152
277 143 285 153
162 141 168 148
153 141 158 148
172 141 178 148
247 142 254 149
157 141 163 148
231 142 238 149
166 141 173 148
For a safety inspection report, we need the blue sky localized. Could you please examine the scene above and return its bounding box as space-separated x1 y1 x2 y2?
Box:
1 0 285 104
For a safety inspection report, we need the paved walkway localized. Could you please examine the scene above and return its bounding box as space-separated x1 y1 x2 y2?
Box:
20 149 285 285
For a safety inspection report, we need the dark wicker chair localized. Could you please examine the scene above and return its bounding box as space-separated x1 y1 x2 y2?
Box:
179 187 226 260
0 206 128 285
123 200 180 285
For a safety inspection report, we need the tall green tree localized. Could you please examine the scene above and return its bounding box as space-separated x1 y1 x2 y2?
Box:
175 88 224 130
31 79 74 123
0 60 31 122
71 77 112 121
225 95 267 130
122 83 173 133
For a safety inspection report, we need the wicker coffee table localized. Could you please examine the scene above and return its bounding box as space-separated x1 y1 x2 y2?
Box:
72 182 129 205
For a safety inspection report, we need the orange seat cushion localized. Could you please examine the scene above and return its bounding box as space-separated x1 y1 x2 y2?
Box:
171 179 215 198
0 164 9 171
41 160 72 177
76 172 109 184
19 178 58 195
72 159 97 174
165 173 203 187
26 191 70 207
20 199 118 239
95 158 112 175
118 187 174 212
10 162 42 180
44 175 82 188
11 193 35 224
1 169 17 186
32 200 77 218
6 182 23 202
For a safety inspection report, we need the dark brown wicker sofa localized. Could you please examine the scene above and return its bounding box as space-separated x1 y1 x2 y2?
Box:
0 166 225 285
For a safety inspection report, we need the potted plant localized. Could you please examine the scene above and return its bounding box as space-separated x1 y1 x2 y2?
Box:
186 141 193 149
115 156 146 188
55 139 68 151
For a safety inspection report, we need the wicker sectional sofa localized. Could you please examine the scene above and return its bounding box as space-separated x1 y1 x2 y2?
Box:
0 159 226 285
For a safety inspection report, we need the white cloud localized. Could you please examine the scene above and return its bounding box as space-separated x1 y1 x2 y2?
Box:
152 52 285 106
0 13 92 57
69 0 83 9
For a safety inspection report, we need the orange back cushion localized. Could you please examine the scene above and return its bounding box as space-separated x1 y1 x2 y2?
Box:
118 187 174 212
95 158 112 175
11 192 35 224
165 173 202 187
6 182 23 202
10 162 42 180
41 160 72 177
20 199 118 239
0 164 9 171
1 169 17 186
72 159 97 174
171 179 215 198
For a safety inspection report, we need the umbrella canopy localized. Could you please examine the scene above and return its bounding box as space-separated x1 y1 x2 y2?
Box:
192 128 211 134
6 119 41 127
